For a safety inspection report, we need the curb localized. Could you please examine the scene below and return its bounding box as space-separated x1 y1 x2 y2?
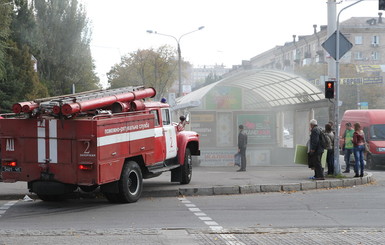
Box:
0 173 375 201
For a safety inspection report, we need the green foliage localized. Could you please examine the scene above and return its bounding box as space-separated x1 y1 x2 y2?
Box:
32 0 100 95
11 0 37 49
0 0 99 112
108 45 186 99
0 41 48 112
0 0 13 80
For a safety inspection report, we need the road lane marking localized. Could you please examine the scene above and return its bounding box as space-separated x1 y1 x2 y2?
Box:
178 197 245 245
194 212 206 216
0 200 18 218
204 221 219 226
199 217 212 221
188 207 201 212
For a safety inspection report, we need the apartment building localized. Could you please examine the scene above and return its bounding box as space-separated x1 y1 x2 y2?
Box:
249 14 385 75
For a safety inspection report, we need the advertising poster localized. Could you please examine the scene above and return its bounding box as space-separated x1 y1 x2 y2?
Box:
217 112 233 147
237 114 276 144
205 86 242 110
191 112 216 147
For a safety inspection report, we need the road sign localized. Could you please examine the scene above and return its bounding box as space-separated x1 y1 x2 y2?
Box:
322 31 353 60
359 102 368 109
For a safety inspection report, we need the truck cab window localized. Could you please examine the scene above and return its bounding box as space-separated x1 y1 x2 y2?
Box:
161 109 171 125
150 110 160 126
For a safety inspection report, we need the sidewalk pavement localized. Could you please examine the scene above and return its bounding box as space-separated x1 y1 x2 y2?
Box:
0 165 375 200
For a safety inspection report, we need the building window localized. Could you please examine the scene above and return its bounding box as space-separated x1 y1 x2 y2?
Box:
372 51 380 60
354 52 363 60
355 36 363 45
372 35 380 45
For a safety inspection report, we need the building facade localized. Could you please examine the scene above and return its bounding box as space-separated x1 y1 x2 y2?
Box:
191 65 230 89
248 15 385 75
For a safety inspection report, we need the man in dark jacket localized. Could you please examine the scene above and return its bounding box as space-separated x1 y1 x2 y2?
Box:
237 125 248 172
309 119 325 180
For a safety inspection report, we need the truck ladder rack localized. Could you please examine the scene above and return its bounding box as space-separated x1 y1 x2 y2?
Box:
12 86 156 117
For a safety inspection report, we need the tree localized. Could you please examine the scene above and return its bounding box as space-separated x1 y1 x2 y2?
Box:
11 0 38 51
192 72 223 90
0 41 48 112
32 0 100 95
108 45 188 100
0 0 12 80
0 0 48 112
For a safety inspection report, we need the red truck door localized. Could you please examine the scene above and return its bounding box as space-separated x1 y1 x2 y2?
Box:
161 108 177 160
150 109 166 163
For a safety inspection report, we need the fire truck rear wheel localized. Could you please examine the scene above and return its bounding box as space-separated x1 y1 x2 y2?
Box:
118 161 143 203
181 148 192 184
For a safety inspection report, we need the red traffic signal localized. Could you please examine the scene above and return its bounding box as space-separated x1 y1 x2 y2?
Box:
380 0 385 10
325 81 334 99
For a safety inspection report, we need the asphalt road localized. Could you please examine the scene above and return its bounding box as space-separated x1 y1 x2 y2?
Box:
1 171 385 244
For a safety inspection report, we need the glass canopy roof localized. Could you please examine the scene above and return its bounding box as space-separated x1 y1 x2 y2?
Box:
176 69 325 109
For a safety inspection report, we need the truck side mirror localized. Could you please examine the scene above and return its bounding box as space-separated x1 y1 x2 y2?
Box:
185 113 190 123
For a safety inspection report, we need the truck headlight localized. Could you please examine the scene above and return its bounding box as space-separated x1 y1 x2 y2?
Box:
377 147 385 152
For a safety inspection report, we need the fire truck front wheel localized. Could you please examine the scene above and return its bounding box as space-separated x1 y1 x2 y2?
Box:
181 148 192 184
117 161 143 203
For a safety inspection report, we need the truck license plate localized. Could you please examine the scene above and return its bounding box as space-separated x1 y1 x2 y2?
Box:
1 166 21 172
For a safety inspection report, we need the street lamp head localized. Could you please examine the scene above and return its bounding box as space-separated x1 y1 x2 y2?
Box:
198 26 205 30
146 30 154 34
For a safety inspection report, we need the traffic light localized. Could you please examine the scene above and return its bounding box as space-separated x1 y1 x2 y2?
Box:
325 81 334 99
380 0 385 10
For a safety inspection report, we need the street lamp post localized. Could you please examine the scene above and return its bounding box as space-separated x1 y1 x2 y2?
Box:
147 26 205 97
333 0 364 175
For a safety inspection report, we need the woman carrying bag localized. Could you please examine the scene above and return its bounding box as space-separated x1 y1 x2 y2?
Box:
352 122 366 177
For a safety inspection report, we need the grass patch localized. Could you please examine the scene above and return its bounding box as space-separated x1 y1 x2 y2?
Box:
332 174 346 179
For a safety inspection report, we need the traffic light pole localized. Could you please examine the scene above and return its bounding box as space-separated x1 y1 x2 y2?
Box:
333 0 364 176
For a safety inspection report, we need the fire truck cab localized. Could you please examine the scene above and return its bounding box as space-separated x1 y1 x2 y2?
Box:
0 87 200 203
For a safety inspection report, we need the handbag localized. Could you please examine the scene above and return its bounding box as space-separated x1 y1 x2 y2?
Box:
234 152 241 167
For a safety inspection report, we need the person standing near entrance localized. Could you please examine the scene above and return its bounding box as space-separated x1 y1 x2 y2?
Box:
342 122 355 173
237 125 248 172
308 119 325 180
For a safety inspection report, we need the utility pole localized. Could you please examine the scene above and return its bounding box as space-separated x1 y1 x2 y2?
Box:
147 26 205 97
330 0 365 175
327 0 337 80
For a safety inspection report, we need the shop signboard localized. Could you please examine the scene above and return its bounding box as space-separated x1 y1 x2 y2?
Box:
191 112 216 147
237 114 276 144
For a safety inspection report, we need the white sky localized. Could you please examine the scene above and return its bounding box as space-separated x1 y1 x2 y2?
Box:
82 0 381 87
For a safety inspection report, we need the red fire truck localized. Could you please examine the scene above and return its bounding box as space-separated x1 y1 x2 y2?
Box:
0 86 200 203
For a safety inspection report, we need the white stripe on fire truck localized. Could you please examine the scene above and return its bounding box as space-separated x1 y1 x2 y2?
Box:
49 120 58 164
97 128 159 147
37 120 46 163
